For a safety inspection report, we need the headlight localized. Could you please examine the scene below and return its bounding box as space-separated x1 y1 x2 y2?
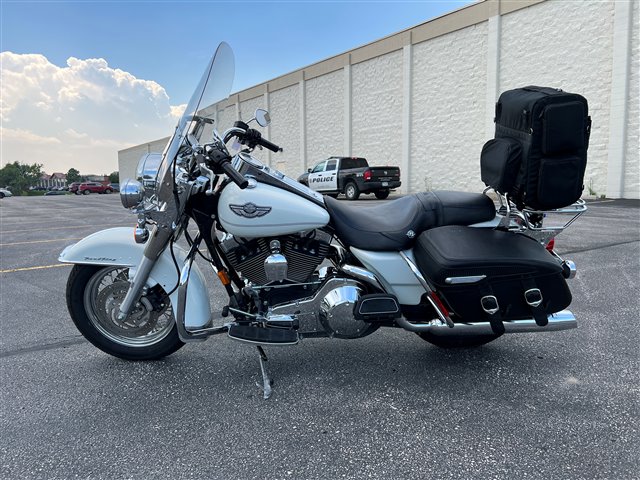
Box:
119 179 145 209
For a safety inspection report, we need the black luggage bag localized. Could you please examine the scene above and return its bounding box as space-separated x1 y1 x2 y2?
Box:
481 86 591 210
414 225 572 332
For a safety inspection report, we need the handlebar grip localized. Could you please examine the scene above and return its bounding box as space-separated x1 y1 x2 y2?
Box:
221 161 249 189
259 137 282 153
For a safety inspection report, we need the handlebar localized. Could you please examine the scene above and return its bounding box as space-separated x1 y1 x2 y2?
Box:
257 136 282 153
221 161 249 190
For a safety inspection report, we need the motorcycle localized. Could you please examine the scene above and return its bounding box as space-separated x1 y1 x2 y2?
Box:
60 43 588 398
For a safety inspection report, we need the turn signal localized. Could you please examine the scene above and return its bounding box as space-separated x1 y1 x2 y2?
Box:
217 270 231 286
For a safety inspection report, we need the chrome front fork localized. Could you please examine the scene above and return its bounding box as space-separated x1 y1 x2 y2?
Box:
117 226 173 320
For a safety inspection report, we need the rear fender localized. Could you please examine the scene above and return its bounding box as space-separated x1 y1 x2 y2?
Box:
59 227 211 329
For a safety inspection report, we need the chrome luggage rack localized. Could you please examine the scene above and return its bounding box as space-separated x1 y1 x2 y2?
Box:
484 188 588 245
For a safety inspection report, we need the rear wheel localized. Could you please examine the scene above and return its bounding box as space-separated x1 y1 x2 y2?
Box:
104 189 113 194
0 192 5 199
82 190 90 195
344 182 360 201
66 265 184 360
374 190 390 200
416 331 502 348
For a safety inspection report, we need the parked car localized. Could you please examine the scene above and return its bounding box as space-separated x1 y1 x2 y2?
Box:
298 156 401 200
68 182 82 194
78 182 114 195
0 187 13 198
44 190 67 196
109 183 120 192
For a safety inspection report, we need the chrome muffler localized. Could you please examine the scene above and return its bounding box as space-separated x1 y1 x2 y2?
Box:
396 310 577 336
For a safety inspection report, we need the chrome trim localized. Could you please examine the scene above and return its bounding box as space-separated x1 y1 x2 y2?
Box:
340 264 384 292
396 310 577 334
480 295 499 315
563 260 577 279
116 254 157 320
445 275 487 285
398 251 454 328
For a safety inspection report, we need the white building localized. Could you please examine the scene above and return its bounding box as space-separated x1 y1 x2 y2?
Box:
119 0 639 199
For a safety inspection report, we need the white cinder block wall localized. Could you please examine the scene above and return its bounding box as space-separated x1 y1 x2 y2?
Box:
120 0 639 199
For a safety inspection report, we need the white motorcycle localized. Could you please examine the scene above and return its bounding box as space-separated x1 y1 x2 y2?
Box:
60 43 587 398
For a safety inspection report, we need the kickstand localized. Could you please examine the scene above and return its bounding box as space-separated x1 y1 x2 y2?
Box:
256 346 273 400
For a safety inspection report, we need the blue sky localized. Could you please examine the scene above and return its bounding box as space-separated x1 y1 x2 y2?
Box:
1 0 471 174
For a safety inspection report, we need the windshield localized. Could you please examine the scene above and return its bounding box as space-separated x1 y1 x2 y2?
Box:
139 43 235 206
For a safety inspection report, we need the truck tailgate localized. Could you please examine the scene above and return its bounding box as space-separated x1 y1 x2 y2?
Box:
369 167 400 182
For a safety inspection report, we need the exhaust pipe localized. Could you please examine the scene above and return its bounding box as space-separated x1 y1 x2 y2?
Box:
396 310 577 336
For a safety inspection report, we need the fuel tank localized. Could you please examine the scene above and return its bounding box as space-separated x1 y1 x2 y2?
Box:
218 182 330 237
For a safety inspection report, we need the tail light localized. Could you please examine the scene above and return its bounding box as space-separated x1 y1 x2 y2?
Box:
363 170 372 181
546 238 555 252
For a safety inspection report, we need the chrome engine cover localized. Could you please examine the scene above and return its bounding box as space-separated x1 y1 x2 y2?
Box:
270 277 373 339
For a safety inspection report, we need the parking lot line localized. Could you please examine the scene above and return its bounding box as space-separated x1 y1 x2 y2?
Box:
0 237 83 247
0 264 72 274
1 223 131 234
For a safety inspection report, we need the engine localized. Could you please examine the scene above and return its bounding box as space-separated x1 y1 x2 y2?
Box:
220 229 332 286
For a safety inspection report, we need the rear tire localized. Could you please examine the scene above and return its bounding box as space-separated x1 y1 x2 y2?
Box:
66 265 184 360
374 190 390 200
104 189 113 194
344 182 360 201
82 190 90 195
0 193 4 199
416 332 502 348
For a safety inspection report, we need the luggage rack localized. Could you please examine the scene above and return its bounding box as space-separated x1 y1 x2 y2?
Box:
485 188 588 245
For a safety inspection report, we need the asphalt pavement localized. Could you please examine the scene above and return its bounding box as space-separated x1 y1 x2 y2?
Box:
0 193 638 479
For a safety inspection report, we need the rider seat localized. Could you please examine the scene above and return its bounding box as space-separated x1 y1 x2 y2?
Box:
324 191 496 251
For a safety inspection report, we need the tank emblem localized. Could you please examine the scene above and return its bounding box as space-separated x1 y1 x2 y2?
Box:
230 202 272 219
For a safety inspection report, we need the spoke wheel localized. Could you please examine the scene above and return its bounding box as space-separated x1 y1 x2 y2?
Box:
416 331 502 348
67 265 183 360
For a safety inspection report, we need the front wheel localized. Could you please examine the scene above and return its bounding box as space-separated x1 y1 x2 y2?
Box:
82 190 90 195
66 265 184 360
416 331 502 348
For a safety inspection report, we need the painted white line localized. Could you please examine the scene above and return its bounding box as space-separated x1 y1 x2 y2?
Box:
0 264 72 274
0 237 83 247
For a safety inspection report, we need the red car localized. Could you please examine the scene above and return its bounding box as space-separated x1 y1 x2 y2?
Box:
68 182 82 194
78 182 114 195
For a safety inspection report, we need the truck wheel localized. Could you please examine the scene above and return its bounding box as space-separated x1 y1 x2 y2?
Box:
374 190 390 200
344 182 360 201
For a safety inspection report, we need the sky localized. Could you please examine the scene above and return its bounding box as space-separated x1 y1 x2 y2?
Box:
1 0 472 176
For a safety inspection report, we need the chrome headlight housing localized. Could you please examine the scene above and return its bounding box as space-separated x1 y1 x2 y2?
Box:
120 152 164 210
119 178 145 209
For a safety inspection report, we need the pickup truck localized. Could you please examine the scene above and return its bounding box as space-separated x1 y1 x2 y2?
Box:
297 157 401 200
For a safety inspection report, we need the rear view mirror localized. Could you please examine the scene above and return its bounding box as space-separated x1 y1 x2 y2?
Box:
255 109 271 127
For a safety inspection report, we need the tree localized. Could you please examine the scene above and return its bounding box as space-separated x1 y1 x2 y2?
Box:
0 162 43 195
67 168 81 183
109 171 119 183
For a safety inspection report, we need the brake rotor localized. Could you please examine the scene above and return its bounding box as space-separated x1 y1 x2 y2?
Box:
95 282 161 337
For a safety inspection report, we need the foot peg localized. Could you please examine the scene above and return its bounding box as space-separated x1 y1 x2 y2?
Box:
228 325 299 345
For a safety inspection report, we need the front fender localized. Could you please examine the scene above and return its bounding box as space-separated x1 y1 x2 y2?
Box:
59 227 211 329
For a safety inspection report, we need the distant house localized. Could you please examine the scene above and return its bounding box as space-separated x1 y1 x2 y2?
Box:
39 172 67 189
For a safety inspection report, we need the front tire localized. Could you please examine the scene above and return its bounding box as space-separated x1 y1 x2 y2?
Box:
344 182 360 201
416 332 502 348
66 265 184 360
82 190 90 195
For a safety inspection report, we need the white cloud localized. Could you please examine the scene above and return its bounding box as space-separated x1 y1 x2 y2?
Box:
0 51 180 174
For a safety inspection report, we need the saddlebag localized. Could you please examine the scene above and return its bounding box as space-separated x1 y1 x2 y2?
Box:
413 225 571 332
481 86 591 210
